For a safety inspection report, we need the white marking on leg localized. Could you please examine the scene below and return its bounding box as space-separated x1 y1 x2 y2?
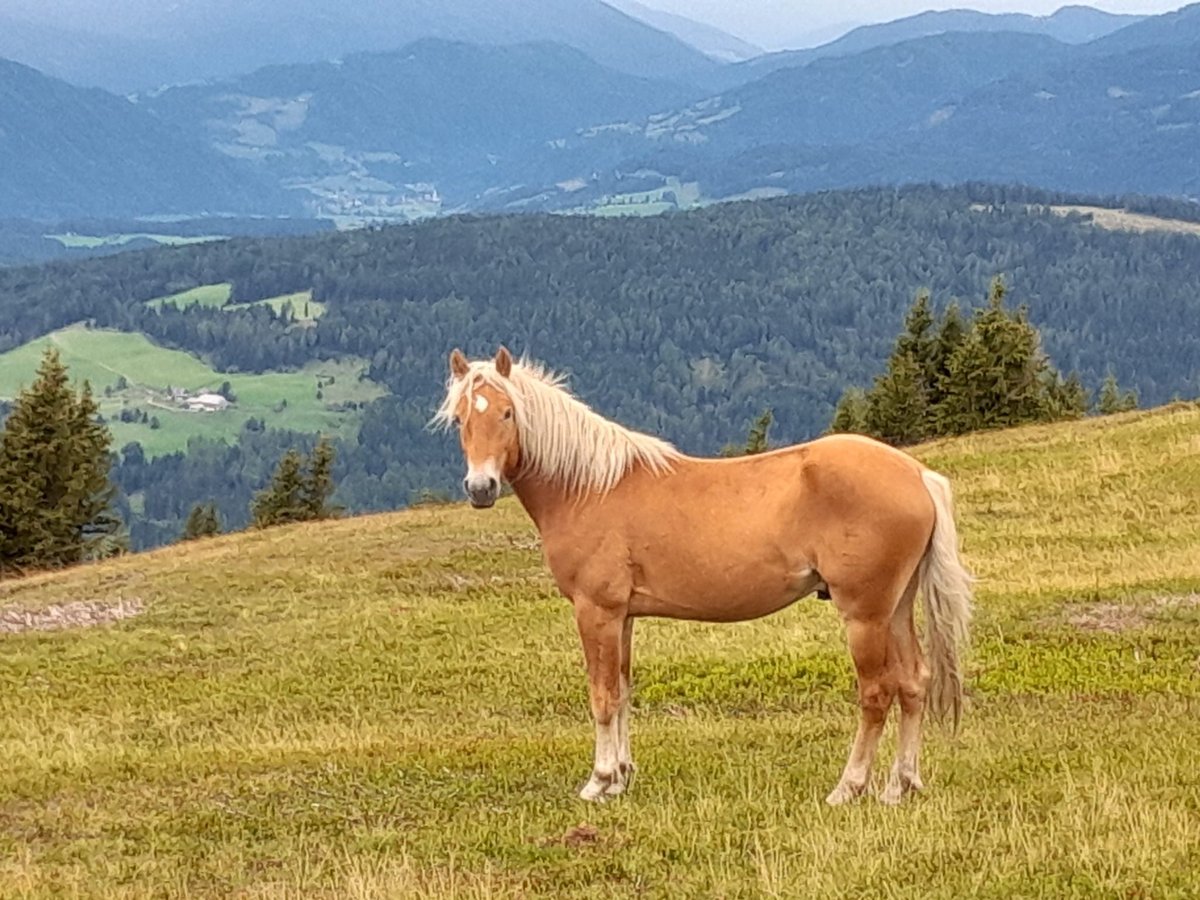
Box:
579 718 622 801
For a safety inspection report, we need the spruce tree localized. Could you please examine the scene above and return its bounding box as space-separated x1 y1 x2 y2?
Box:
1097 372 1139 415
936 277 1058 436
829 387 868 434
928 301 967 415
0 348 124 573
250 449 306 528
182 502 221 540
863 351 929 446
299 436 340 519
721 409 773 456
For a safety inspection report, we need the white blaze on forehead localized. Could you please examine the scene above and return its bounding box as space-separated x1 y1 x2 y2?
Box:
474 394 490 413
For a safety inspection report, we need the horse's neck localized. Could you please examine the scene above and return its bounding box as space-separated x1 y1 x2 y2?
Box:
510 472 575 535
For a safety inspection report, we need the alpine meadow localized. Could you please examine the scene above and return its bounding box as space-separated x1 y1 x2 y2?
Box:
3 1 1200 898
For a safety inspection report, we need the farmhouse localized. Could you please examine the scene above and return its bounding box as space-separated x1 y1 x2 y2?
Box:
185 392 230 412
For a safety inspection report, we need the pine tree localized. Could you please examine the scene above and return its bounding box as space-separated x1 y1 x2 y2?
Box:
928 301 967 415
299 436 340 519
0 348 125 574
895 290 939 386
721 409 773 456
829 387 868 434
936 277 1059 436
863 351 929 446
1097 372 1138 415
182 502 221 540
251 439 342 529
1046 371 1089 421
250 449 306 528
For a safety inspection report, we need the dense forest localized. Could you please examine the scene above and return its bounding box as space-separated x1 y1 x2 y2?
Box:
2 184 1199 548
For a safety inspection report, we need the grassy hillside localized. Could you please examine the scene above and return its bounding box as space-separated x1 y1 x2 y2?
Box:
3 404 1199 897
0 325 385 456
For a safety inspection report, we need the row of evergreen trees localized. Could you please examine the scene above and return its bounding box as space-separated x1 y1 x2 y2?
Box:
828 278 1137 446
1 349 342 575
182 438 341 538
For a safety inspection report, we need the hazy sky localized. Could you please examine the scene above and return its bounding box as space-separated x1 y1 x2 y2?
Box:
638 1 1190 49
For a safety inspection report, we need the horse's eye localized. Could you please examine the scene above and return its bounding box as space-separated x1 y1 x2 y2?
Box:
502 409 513 421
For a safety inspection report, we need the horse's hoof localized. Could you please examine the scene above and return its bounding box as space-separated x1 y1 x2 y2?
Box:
825 781 866 806
578 772 622 802
880 772 923 806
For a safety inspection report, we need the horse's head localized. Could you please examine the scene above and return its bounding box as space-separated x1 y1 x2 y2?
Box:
443 346 520 509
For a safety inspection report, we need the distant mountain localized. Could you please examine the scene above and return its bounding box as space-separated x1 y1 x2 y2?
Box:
886 40 1200 198
142 40 697 217
0 0 719 92
0 58 295 219
729 5 1144 85
602 0 763 62
1082 1 1200 53
673 32 1074 154
491 22 1199 210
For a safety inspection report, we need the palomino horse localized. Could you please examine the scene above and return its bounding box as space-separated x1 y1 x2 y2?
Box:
436 346 973 806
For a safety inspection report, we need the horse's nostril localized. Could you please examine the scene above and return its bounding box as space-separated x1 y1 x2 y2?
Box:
487 477 498 492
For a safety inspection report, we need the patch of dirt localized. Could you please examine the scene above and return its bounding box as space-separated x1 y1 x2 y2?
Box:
1064 594 1200 633
540 824 600 849
0 597 145 635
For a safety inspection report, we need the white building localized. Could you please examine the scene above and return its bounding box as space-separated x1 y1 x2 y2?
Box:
186 392 230 412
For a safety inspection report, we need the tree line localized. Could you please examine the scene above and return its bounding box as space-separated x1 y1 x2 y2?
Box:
2 184 1198 547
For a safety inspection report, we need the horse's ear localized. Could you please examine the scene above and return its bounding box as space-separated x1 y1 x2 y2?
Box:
449 348 469 379
495 345 513 378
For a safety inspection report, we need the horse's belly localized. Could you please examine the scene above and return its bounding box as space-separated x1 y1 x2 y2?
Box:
629 564 820 623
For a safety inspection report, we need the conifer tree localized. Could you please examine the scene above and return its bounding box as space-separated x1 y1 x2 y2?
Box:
0 348 124 573
927 300 967 415
829 387 868 434
863 351 929 446
251 439 342 528
721 409 773 456
182 502 221 540
935 277 1057 435
1097 372 1138 415
299 436 340 519
250 449 306 528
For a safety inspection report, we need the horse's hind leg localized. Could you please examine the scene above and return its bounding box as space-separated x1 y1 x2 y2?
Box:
826 613 898 805
880 574 930 805
616 617 636 788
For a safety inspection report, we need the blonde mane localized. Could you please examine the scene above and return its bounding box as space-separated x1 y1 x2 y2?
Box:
434 356 680 497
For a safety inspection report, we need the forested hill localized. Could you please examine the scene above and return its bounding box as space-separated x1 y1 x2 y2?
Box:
3 184 1200 547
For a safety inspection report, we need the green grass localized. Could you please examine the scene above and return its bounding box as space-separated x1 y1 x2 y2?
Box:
227 289 327 322
145 283 233 311
2 404 1200 897
46 233 229 250
0 325 386 456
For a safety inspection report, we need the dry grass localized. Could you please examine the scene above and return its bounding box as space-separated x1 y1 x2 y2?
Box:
2 403 1200 898
1045 205 1200 238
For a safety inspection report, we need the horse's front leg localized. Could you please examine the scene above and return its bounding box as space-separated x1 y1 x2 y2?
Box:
574 597 630 802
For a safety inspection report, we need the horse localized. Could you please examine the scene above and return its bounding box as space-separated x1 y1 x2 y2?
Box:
435 346 973 806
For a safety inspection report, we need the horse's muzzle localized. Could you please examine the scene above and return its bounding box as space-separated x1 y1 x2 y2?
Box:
464 476 499 509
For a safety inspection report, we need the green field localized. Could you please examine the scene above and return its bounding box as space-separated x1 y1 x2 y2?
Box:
145 283 233 311
2 404 1199 897
585 178 704 218
146 285 327 323
0 324 385 456
227 289 327 322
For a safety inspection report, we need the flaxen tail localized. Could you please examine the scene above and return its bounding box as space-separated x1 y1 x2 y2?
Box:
917 469 974 732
